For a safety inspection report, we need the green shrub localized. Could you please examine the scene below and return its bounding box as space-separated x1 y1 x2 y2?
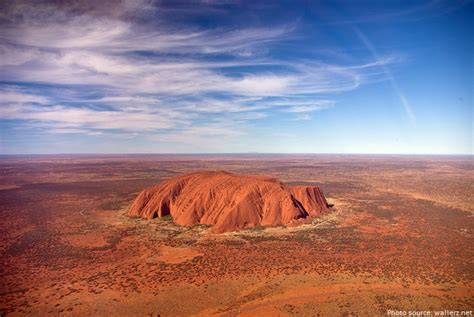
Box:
160 214 173 222
250 224 265 231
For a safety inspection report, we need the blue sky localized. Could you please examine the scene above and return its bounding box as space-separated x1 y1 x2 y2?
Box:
0 0 472 154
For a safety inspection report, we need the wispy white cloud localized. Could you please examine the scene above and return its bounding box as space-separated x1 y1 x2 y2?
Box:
0 0 292 55
0 103 186 131
292 114 312 121
0 89 190 131
284 104 331 113
0 0 400 145
0 88 50 104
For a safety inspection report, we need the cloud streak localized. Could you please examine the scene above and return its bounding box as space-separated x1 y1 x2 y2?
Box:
353 27 416 124
0 0 401 146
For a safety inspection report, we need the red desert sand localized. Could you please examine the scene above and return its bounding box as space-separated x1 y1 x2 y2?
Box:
128 171 330 233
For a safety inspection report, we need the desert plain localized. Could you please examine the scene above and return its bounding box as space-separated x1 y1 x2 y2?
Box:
0 154 472 316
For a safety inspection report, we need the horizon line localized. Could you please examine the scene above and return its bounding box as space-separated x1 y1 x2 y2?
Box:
0 152 472 157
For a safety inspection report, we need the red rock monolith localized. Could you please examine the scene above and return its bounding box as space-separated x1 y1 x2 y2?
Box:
128 171 330 233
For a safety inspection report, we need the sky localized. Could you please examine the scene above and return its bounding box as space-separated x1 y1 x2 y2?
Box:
0 0 472 154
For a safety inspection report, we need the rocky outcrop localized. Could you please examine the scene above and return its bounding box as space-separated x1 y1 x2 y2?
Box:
128 171 330 233
289 186 329 216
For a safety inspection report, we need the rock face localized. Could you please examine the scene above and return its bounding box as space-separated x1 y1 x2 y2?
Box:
128 171 330 233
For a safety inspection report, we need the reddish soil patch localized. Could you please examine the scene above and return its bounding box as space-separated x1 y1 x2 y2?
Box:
61 233 110 249
157 245 203 264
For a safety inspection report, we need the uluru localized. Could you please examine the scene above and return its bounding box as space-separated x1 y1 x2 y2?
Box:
128 171 330 233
